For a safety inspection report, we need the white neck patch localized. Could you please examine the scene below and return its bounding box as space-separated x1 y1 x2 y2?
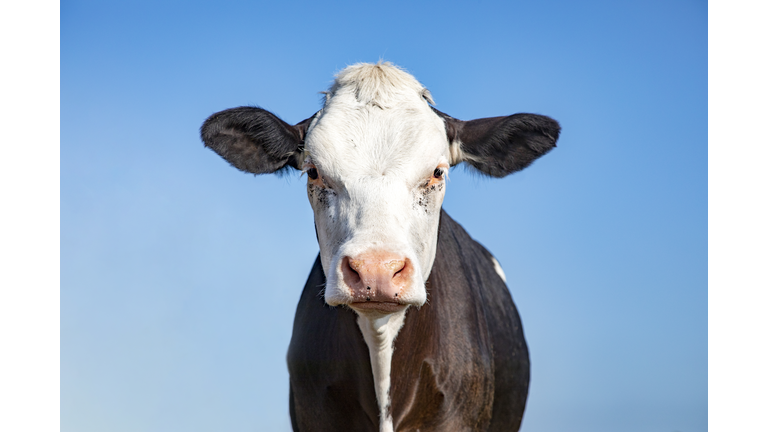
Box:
356 309 408 432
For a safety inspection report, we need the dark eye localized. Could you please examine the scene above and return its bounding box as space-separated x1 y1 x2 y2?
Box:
307 168 318 180
433 168 443 179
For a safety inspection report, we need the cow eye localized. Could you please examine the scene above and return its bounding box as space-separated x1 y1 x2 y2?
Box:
307 167 318 180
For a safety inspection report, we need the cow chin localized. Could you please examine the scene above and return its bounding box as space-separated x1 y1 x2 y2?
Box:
323 248 427 316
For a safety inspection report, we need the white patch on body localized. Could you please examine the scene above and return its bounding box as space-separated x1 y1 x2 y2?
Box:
491 255 507 283
356 308 408 432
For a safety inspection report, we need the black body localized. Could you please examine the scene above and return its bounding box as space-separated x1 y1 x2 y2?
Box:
287 210 530 431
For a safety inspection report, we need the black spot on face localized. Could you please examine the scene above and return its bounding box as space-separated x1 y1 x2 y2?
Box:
414 181 445 214
308 183 335 209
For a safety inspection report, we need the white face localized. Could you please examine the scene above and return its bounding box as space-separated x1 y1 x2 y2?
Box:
302 65 452 313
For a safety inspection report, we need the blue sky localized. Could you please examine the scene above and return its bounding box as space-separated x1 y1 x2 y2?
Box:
61 1 706 431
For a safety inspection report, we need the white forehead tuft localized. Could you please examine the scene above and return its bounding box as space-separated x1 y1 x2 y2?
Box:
327 61 434 108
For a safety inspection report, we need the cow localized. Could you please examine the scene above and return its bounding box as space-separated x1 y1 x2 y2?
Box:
200 62 560 432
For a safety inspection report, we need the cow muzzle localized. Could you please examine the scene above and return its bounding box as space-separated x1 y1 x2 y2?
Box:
341 252 414 314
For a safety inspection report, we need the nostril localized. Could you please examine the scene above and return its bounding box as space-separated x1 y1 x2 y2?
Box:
391 259 407 280
342 256 361 285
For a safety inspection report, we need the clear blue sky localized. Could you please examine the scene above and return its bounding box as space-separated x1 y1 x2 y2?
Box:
61 1 707 431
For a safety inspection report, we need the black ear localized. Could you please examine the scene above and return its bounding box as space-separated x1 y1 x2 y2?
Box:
433 108 560 177
200 107 314 174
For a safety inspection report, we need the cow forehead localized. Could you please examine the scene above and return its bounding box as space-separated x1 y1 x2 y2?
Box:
307 104 448 180
303 63 450 182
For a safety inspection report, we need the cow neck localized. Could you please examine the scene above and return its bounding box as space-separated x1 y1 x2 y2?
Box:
356 309 408 432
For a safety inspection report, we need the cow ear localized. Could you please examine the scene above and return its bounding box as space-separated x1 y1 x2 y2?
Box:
200 107 314 174
433 108 560 178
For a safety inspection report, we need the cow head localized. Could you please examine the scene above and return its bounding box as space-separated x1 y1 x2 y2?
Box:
201 62 559 317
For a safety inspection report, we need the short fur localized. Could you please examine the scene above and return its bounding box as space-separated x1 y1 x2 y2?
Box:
200 107 314 174
432 108 560 177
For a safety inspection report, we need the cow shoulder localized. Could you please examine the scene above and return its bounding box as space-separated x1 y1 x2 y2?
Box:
452 218 530 431
391 210 529 431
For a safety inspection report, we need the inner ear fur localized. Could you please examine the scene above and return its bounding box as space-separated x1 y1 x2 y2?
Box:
433 108 560 178
200 106 313 174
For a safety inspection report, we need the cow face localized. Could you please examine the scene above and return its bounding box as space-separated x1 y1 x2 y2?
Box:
301 66 450 314
201 62 560 316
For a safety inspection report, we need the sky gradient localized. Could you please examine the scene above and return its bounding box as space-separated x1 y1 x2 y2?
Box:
62 1 707 431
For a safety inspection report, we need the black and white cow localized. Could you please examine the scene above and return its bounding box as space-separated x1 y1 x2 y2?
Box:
201 62 559 432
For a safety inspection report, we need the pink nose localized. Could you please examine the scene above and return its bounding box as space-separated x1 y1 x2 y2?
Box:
341 253 412 304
